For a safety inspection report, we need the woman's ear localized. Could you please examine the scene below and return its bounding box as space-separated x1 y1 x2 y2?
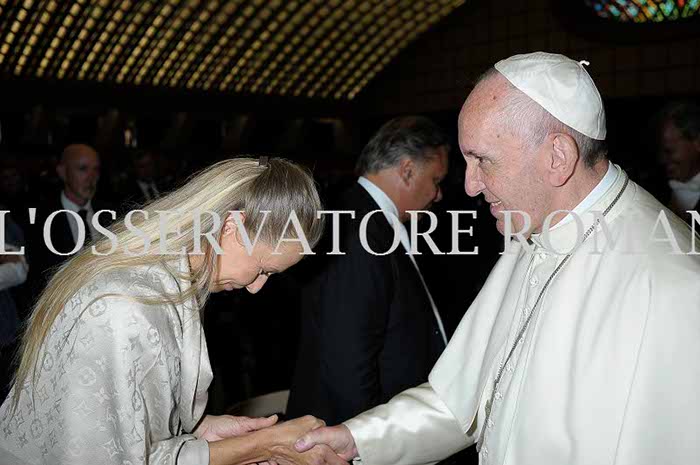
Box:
223 212 245 238
547 133 579 187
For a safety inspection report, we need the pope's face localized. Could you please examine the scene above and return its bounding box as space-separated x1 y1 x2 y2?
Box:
458 77 549 237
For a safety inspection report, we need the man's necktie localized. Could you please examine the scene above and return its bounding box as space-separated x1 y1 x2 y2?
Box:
78 209 92 243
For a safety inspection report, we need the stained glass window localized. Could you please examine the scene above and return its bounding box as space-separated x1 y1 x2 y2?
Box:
584 0 700 22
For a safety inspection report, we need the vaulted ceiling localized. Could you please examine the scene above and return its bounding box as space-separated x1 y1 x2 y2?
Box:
0 0 465 101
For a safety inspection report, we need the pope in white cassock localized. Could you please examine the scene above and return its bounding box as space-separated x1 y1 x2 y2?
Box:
294 51 700 465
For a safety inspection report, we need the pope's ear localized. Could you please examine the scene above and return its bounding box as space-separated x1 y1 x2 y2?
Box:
547 133 579 187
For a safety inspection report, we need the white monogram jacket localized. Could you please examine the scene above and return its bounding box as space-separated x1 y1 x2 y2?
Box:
0 257 212 465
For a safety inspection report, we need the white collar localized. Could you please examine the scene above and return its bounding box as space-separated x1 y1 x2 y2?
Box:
669 171 700 192
61 190 92 212
550 161 618 230
357 176 400 220
530 163 629 252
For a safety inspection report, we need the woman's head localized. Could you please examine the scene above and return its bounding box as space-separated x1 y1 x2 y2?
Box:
93 156 323 293
13 156 323 406
212 232 304 293
182 157 323 293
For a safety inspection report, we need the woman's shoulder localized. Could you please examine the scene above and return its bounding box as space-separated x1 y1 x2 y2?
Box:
78 257 191 297
65 259 194 333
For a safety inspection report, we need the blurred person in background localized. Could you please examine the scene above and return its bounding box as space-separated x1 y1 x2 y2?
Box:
30 143 111 286
0 159 30 223
657 101 700 220
115 148 165 212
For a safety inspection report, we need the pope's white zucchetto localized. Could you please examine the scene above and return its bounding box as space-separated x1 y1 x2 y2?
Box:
494 51 607 140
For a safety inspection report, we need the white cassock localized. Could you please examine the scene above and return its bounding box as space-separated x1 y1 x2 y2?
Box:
344 164 700 465
0 257 212 465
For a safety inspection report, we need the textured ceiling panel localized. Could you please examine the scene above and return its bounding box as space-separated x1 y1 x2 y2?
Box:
0 0 465 100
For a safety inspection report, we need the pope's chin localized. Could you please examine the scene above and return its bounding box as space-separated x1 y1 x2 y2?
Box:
495 220 533 239
490 202 506 235
495 218 506 236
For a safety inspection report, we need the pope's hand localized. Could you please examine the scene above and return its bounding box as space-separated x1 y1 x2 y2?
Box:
262 416 347 465
294 425 358 461
194 414 279 441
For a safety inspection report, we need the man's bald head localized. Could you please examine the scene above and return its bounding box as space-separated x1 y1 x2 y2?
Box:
57 144 101 206
61 144 99 165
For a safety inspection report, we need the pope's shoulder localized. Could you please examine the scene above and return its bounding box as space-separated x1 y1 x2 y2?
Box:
617 182 700 286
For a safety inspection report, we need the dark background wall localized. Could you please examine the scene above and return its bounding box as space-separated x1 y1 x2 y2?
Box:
360 0 700 114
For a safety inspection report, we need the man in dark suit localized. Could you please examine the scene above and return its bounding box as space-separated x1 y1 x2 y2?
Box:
287 116 450 425
118 149 163 212
657 101 700 220
30 144 110 287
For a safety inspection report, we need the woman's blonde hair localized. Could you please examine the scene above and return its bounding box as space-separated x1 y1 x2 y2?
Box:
12 157 322 408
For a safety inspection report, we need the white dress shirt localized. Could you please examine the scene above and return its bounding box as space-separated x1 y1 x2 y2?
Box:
137 180 160 202
553 161 617 228
357 177 448 344
0 246 28 292
669 171 700 212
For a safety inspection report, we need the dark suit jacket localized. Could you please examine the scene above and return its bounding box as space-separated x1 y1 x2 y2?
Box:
117 180 164 215
28 194 113 291
286 184 445 424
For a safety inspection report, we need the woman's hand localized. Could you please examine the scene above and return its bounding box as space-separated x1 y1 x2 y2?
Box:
262 416 325 449
208 415 332 465
195 414 279 442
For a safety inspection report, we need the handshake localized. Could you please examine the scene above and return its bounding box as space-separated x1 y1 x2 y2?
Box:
196 414 359 465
